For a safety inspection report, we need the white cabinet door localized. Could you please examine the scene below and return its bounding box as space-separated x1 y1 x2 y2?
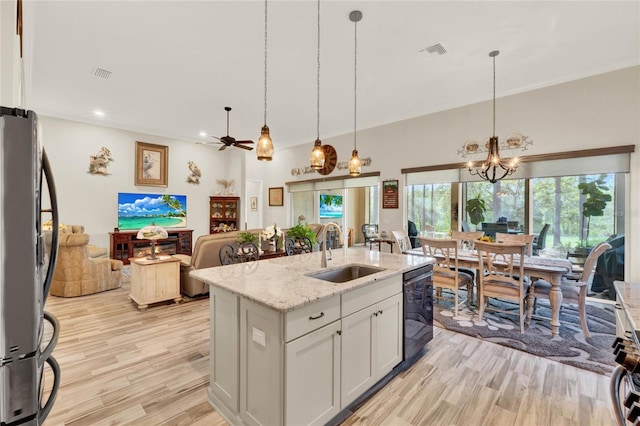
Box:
341 304 375 408
341 292 403 408
373 293 403 379
285 320 341 426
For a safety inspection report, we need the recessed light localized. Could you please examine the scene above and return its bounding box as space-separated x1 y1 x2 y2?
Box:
199 131 207 137
93 110 105 117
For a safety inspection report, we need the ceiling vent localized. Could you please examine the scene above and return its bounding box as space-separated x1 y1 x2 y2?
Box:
92 67 112 79
420 43 447 56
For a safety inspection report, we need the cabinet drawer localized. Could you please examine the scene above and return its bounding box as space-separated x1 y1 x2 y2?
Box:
285 295 340 342
342 275 402 317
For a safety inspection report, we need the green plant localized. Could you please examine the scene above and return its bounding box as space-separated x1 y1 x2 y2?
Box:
286 223 317 245
466 196 486 226
237 231 258 245
578 174 612 247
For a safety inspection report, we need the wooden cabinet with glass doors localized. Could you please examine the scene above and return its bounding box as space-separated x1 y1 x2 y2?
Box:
210 196 239 233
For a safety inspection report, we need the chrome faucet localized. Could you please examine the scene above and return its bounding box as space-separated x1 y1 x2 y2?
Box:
321 222 342 268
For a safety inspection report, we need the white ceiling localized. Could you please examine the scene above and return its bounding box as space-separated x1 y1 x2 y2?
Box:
22 1 640 149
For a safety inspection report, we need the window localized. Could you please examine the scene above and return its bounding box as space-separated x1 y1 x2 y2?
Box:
407 183 452 232
465 179 525 229
531 173 617 249
369 185 380 226
407 173 620 252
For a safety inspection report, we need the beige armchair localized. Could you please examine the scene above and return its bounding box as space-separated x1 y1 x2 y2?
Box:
48 231 123 297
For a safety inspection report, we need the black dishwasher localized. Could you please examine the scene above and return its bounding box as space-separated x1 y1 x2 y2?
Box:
403 264 433 363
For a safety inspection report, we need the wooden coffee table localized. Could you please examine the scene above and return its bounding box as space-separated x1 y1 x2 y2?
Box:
369 237 395 253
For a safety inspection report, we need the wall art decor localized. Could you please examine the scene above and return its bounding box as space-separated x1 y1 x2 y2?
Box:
135 141 168 187
88 146 114 175
186 160 201 184
382 179 399 209
269 187 284 206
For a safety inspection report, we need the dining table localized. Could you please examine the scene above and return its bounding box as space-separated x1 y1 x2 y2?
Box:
405 247 573 337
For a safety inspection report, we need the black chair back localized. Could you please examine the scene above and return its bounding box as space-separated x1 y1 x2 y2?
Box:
481 222 508 238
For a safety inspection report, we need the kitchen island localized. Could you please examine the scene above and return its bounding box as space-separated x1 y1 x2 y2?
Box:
191 248 433 426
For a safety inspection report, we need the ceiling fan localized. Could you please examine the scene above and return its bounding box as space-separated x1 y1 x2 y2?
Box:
210 107 254 151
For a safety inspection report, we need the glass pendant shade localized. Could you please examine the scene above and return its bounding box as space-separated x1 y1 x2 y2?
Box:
256 125 274 161
348 149 361 176
310 139 325 169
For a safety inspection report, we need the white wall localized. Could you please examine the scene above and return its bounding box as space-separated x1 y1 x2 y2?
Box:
1 0 22 107
247 66 640 279
40 67 640 279
40 116 234 249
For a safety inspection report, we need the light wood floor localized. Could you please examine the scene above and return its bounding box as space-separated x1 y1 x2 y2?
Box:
42 281 615 426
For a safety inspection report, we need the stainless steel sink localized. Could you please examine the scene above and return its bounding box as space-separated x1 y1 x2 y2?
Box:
306 264 386 283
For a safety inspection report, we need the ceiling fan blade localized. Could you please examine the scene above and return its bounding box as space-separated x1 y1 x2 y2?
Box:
235 140 254 144
218 145 227 151
220 135 235 144
235 144 254 151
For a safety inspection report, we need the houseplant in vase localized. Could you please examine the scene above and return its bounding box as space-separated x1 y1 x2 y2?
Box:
287 223 318 251
238 230 259 245
466 196 486 231
577 174 612 250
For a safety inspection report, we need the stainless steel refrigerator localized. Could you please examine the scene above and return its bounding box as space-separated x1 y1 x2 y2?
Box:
0 107 60 425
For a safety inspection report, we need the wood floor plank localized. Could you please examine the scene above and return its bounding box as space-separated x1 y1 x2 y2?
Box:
42 279 615 425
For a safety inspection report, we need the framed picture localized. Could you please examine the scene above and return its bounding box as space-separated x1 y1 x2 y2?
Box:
269 187 284 206
382 179 399 209
135 141 168 187
250 196 258 211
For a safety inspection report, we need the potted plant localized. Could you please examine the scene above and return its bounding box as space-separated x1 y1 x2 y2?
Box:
237 230 259 245
287 223 317 246
578 174 612 248
466 196 486 230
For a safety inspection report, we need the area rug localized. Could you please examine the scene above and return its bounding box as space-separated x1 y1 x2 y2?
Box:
434 290 616 375
121 265 131 283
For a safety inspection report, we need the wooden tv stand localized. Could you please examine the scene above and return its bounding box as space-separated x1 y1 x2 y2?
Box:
109 229 193 265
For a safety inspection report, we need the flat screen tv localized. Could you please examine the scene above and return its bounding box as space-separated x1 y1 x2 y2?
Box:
319 194 343 219
117 193 187 230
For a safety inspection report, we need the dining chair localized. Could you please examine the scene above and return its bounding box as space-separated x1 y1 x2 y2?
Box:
284 236 312 256
219 242 260 265
532 223 550 255
451 231 484 250
450 230 485 283
391 230 412 254
475 241 529 333
421 237 473 316
495 233 535 256
527 241 611 338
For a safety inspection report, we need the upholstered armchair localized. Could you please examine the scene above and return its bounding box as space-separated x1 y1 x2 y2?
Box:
48 231 123 297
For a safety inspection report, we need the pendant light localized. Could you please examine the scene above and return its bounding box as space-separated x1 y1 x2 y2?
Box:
348 10 362 177
309 0 325 169
256 0 274 161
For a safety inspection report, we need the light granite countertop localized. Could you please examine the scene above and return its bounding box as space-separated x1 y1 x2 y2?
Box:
614 281 640 333
190 248 434 312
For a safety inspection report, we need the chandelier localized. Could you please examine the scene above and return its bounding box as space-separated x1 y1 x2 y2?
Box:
462 50 532 183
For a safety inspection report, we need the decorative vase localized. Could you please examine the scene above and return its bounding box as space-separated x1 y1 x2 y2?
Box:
269 240 276 252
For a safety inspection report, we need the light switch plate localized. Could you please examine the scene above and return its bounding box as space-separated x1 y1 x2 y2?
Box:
252 327 266 347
